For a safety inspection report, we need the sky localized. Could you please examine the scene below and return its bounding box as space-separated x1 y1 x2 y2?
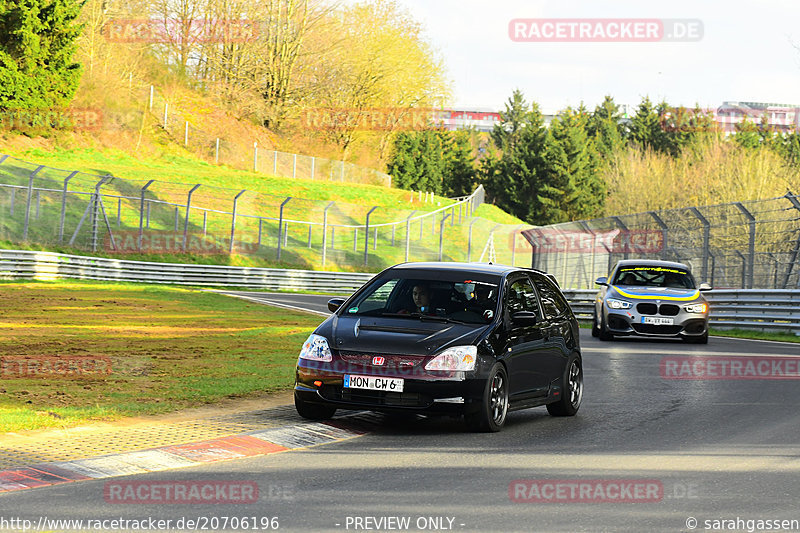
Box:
344 0 800 113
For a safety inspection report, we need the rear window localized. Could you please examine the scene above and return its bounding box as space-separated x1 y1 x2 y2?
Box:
612 266 695 289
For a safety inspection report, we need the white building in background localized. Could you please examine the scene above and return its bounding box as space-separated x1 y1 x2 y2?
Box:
715 102 800 133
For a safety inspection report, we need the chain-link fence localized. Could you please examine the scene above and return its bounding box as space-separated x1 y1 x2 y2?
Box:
4 152 795 285
147 87 392 187
0 154 496 271
522 195 800 289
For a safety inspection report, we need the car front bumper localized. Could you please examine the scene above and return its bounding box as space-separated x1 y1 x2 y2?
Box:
295 361 485 414
603 305 708 339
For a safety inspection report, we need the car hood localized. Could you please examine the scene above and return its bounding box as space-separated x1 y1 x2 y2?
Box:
318 315 490 356
608 285 704 302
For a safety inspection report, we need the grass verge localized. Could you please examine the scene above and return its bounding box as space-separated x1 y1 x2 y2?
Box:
0 279 322 433
709 328 800 343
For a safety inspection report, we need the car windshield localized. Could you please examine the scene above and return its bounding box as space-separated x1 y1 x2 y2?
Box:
343 274 501 324
612 266 696 289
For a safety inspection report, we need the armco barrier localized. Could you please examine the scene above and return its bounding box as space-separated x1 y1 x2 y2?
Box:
0 250 374 293
2 250 798 333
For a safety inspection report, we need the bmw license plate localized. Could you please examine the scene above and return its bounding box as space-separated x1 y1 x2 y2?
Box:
344 375 404 392
642 317 674 325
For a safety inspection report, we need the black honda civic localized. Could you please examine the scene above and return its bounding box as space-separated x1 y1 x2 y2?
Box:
294 262 583 432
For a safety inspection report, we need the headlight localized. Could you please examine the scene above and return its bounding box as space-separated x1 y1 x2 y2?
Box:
299 334 332 362
607 298 632 310
684 303 708 314
424 346 477 371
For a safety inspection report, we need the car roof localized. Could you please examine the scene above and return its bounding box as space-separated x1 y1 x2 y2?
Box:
388 261 549 278
613 259 691 271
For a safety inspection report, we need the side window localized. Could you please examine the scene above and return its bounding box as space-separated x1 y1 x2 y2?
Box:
531 274 568 319
506 278 541 316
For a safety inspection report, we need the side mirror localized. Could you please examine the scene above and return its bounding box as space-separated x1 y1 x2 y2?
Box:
511 310 538 327
327 298 346 313
595 276 608 286
699 283 712 291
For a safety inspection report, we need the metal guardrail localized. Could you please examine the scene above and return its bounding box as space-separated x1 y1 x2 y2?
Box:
2 250 798 333
0 250 374 293
562 288 800 333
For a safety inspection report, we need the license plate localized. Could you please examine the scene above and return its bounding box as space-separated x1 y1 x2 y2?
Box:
344 374 404 392
642 316 674 325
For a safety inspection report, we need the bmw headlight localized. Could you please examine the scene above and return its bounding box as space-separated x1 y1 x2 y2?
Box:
607 298 632 310
424 346 477 371
684 303 708 314
299 334 332 362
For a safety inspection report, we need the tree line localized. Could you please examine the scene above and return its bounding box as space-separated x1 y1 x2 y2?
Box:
387 90 800 225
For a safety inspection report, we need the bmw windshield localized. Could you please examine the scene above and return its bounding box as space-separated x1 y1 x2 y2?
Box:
612 266 696 289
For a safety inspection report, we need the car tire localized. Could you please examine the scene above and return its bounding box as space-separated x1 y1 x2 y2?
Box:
683 332 709 344
465 362 508 433
294 391 337 420
591 312 600 337
547 353 583 417
598 312 614 341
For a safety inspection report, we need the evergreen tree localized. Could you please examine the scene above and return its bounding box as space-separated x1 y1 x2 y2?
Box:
588 96 625 159
0 0 84 111
442 129 476 197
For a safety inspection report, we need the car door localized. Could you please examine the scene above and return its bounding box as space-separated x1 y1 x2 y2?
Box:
502 275 551 399
530 272 575 386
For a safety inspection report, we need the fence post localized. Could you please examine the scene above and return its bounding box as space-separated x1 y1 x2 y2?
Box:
149 85 153 111
258 218 263 246
116 197 121 227
138 180 155 251
215 138 220 165
405 210 416 262
184 121 189 145
163 102 168 128
322 201 335 267
90 175 112 252
781 193 800 287
735 202 756 289
22 165 44 241
391 224 395 246
10 188 14 216
307 225 312 248
182 184 201 251
311 157 315 180
649 211 669 260
35 190 40 220
292 154 297 179
612 216 629 261
229 190 247 253
510 224 524 266
276 196 292 260
203 211 207 235
689 207 711 283
59 171 78 242
273 151 278 175
253 142 258 172
364 206 378 266
353 228 358 251
467 218 479 262
438 213 451 261
735 250 747 289
174 206 179 231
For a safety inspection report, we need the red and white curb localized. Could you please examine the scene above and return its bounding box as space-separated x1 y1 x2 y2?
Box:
0 414 380 494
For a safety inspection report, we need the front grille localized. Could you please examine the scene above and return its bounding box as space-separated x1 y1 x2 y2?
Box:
338 351 424 371
659 304 680 316
321 386 433 408
631 324 682 335
637 303 657 315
